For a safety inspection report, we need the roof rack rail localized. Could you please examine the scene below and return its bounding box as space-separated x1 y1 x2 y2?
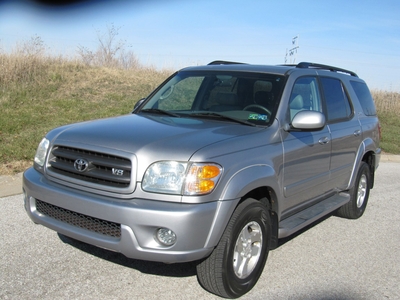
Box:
208 60 246 65
296 62 358 77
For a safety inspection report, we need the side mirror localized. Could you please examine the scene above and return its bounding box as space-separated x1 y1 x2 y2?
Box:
290 111 326 131
132 98 146 113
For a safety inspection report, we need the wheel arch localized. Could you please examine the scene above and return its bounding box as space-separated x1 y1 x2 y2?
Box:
220 165 280 201
348 138 378 190
361 149 377 189
240 186 280 249
219 165 281 249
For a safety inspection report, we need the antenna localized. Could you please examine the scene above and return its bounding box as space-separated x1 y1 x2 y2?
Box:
285 35 299 64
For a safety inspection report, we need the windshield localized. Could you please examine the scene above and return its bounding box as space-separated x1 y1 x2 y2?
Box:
138 71 285 126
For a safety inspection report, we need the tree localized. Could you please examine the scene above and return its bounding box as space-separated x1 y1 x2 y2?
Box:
77 23 139 69
17 35 46 57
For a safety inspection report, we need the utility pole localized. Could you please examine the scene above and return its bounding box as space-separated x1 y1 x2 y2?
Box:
285 35 299 64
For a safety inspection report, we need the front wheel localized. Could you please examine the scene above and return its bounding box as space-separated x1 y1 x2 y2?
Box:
196 198 271 298
337 162 371 219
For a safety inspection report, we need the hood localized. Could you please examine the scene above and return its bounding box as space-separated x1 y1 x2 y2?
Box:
52 114 263 162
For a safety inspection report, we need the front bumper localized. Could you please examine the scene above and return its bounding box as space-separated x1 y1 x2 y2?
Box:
23 167 236 263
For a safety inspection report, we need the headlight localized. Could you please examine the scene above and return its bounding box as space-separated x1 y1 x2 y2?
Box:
142 161 222 195
142 161 187 194
34 138 50 167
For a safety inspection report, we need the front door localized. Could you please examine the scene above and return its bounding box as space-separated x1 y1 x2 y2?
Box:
282 76 331 216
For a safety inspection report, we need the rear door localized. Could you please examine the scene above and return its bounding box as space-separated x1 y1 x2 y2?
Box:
320 76 362 190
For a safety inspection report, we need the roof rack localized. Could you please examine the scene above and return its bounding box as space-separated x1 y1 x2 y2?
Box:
296 62 358 77
208 60 246 65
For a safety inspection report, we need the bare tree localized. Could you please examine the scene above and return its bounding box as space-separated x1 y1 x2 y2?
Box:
77 23 140 69
76 45 95 65
97 23 124 66
17 35 46 57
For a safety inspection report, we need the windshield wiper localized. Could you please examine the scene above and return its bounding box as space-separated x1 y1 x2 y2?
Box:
188 112 256 127
140 108 181 118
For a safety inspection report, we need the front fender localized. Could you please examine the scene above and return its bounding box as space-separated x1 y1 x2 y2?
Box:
220 164 280 200
201 165 281 248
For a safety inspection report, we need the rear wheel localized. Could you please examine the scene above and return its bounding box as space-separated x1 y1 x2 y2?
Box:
196 198 271 298
337 162 371 219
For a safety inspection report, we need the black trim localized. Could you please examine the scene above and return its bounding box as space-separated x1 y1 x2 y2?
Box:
208 60 246 65
296 62 358 77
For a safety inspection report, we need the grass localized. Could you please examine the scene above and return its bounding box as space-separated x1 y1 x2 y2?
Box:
373 90 400 155
0 52 399 175
378 112 400 154
0 53 170 174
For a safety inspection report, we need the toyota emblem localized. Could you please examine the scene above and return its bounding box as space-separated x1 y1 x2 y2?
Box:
74 158 89 172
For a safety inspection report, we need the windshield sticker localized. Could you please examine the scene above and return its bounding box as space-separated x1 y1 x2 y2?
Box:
248 114 268 121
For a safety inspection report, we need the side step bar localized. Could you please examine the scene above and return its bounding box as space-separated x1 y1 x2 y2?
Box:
278 193 350 238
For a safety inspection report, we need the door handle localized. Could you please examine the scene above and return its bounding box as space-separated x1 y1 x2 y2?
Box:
318 137 330 145
354 130 361 137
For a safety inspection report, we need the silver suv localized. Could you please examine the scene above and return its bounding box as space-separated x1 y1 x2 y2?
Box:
23 61 381 298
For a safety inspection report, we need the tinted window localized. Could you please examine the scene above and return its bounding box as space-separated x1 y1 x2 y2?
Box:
289 76 322 121
350 81 377 116
320 77 352 122
141 71 285 126
158 76 203 110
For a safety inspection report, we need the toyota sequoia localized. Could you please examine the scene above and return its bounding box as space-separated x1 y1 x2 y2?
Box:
23 61 381 298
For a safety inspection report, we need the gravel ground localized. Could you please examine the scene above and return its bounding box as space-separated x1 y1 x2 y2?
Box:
1 162 399 299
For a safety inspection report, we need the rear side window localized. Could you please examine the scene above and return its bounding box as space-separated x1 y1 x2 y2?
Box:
320 77 352 122
350 81 377 116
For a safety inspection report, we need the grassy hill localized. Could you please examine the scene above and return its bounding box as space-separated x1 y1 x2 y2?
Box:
1 53 399 175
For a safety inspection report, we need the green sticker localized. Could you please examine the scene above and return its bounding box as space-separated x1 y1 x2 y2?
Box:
248 114 258 120
248 114 268 121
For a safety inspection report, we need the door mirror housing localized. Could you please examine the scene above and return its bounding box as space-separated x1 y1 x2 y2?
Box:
289 111 326 131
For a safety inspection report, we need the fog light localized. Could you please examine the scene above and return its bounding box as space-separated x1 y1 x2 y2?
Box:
156 228 177 246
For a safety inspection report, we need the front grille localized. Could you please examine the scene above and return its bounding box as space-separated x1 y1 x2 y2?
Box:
48 146 131 188
36 199 121 238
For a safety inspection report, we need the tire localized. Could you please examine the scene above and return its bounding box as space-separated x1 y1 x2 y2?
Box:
196 198 271 298
337 162 371 219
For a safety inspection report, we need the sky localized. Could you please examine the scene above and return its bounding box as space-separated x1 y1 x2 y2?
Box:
1 0 399 91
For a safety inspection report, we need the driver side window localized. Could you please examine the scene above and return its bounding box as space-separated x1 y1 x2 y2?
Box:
289 77 322 121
